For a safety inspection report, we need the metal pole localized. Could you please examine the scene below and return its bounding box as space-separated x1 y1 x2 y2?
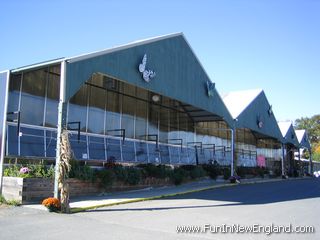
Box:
230 128 234 177
309 150 312 175
281 143 285 176
54 60 66 198
0 70 10 194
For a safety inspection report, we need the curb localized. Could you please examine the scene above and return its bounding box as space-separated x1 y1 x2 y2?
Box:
70 177 309 213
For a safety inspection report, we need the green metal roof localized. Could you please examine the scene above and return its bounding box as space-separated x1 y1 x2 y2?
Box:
223 89 283 141
65 33 233 126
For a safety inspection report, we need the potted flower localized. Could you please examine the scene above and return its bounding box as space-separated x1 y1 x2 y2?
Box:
229 175 241 184
42 197 61 212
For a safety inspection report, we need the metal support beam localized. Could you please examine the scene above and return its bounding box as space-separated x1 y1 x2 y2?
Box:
309 151 312 174
281 143 285 176
140 134 159 149
0 70 10 195
167 138 183 150
7 111 21 136
230 128 234 177
106 129 126 143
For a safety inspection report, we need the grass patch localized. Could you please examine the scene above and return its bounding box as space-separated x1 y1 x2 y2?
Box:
0 194 21 206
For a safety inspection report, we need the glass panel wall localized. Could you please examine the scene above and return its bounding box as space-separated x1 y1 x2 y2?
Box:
7 71 234 163
20 69 46 126
45 65 60 127
7 73 21 118
87 74 105 134
121 89 135 139
68 84 88 132
105 79 121 133
7 65 60 158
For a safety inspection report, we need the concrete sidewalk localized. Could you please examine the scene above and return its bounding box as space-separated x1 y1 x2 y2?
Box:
68 177 286 212
24 177 303 213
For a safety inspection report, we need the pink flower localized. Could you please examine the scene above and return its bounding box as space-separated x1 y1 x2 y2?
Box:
19 167 30 174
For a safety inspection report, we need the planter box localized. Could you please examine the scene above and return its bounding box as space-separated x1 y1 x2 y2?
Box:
2 177 53 204
2 177 171 204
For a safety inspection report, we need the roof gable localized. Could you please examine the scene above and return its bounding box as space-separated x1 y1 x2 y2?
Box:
278 121 299 147
223 90 283 141
295 129 311 150
65 33 233 125
223 89 262 119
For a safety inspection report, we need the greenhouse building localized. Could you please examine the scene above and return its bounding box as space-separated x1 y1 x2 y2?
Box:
0 33 236 166
0 33 311 176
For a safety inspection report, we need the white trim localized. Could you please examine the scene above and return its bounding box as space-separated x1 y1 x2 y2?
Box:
7 122 56 131
0 70 11 193
10 58 64 73
67 33 183 63
18 72 23 155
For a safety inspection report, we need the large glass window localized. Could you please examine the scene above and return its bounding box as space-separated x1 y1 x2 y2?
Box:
159 105 169 143
121 84 136 139
45 65 60 127
136 99 148 139
148 103 159 136
88 83 106 134
68 84 88 132
6 70 231 163
121 96 135 139
169 108 179 140
105 91 121 133
8 73 21 118
20 68 47 126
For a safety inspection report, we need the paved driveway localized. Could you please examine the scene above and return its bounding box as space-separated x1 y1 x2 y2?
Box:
1 178 319 240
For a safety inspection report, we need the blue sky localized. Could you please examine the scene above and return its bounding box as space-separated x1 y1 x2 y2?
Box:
1 0 319 122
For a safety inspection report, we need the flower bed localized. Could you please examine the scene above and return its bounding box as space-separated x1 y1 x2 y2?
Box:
1 176 172 204
3 162 267 204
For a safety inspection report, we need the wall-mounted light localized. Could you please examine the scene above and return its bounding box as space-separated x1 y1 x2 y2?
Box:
152 94 160 102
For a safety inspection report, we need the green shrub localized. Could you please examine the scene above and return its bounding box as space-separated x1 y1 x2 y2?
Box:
223 168 231 180
137 164 172 179
98 169 116 189
0 194 6 204
180 165 196 171
125 167 142 185
202 164 219 180
4 163 55 178
236 167 246 178
4 165 20 177
171 168 189 185
69 161 96 182
256 167 265 178
190 166 206 179
113 165 128 182
30 163 55 178
6 199 21 206
0 195 20 206
274 168 281 177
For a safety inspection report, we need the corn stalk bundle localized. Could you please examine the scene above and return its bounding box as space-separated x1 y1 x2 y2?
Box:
58 129 72 213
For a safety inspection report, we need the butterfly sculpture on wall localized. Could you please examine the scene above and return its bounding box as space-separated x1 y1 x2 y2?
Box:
139 54 156 82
